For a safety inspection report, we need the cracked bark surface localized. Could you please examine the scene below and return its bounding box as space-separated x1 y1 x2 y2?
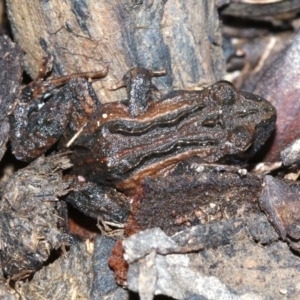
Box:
6 0 225 103
0 35 22 160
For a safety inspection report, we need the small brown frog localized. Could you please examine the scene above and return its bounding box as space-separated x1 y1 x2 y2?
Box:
9 61 276 225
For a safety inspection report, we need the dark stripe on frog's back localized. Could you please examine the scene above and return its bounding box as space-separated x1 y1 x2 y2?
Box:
105 102 205 136
98 90 206 135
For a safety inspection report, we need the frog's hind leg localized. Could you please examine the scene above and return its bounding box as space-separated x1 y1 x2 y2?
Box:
22 56 107 103
9 78 101 162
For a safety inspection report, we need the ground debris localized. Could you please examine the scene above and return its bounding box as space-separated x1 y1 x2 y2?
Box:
0 281 18 300
123 213 300 300
17 236 129 300
0 153 73 280
17 241 93 300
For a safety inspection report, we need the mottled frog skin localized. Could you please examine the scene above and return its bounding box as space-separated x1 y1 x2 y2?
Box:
74 76 276 191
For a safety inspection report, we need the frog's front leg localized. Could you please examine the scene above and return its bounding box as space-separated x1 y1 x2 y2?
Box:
10 64 107 161
111 67 166 117
65 182 130 225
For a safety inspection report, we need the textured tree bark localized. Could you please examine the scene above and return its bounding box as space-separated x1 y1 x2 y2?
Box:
6 0 225 103
219 0 300 18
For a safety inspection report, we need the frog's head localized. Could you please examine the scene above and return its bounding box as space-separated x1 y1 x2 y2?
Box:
205 81 276 163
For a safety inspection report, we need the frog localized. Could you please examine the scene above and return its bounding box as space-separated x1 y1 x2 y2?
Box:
9 59 277 227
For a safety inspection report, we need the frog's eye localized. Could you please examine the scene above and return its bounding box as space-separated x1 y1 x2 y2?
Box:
212 82 236 106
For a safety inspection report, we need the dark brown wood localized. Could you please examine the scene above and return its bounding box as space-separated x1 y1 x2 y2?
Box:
6 0 225 103
219 0 300 18
254 29 300 162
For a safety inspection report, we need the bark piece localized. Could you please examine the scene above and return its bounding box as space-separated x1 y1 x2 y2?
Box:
259 175 300 252
234 32 292 92
0 0 10 35
16 236 129 300
123 213 300 300
280 137 300 168
0 35 22 160
130 163 262 236
17 241 93 300
220 0 300 19
6 0 225 103
0 153 73 280
173 213 278 247
91 236 129 300
254 29 300 161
